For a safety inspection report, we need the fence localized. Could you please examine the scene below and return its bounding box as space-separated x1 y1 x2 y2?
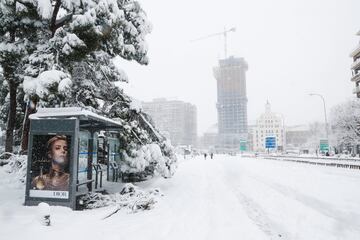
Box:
259 154 360 171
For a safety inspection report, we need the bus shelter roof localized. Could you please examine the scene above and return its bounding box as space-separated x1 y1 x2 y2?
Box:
30 107 122 131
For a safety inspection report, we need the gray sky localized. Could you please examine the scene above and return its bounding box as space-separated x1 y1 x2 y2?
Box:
115 0 360 135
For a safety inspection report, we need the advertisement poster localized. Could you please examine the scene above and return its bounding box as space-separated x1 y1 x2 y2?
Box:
29 135 71 199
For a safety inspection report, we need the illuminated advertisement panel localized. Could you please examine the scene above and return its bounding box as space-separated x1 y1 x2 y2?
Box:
29 135 71 199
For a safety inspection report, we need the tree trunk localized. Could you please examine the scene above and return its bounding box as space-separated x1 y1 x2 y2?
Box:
20 99 37 154
5 80 17 153
4 3 17 154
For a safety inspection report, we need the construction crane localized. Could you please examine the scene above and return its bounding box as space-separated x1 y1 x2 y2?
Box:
191 27 236 59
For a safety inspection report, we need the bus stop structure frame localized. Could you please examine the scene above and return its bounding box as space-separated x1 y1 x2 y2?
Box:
24 107 123 210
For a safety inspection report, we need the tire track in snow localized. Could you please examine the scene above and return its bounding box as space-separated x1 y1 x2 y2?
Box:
221 162 287 239
159 158 216 240
249 175 360 236
233 191 287 240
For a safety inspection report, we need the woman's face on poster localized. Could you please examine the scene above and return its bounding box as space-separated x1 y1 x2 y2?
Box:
49 139 68 165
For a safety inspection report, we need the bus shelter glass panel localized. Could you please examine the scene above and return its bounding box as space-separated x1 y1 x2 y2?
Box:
78 131 98 181
78 131 89 182
108 137 120 181
93 133 98 164
108 137 120 162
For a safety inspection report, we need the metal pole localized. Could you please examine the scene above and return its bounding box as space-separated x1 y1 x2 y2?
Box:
87 131 94 191
278 113 286 152
224 28 227 59
309 93 329 140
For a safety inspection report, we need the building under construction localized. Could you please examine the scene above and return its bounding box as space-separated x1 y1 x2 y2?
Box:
213 56 248 152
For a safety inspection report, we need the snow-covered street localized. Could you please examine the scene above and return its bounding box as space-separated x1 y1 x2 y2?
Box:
1 155 360 240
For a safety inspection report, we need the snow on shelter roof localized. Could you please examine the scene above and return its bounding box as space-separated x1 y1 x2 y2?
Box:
30 107 122 130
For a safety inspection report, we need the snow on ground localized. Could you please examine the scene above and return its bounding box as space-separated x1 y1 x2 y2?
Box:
1 155 360 240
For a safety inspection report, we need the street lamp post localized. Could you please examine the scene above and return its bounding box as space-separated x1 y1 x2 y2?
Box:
277 113 286 152
309 93 329 142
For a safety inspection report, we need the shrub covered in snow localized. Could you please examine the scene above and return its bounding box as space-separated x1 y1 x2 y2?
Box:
121 141 177 178
2 154 27 183
80 183 163 214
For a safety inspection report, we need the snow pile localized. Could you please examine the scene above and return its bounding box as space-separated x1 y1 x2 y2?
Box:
38 202 51 226
80 183 163 213
2 154 27 183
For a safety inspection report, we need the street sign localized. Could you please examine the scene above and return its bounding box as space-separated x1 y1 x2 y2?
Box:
265 136 276 149
319 139 329 151
239 140 247 151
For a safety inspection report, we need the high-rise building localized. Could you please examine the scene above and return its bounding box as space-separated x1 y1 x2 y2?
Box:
252 102 285 152
213 56 248 152
351 30 360 98
142 98 197 147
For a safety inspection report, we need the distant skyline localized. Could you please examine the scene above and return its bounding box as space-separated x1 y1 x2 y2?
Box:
115 0 360 135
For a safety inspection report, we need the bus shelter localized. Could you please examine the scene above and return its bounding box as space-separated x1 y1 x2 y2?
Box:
24 107 122 209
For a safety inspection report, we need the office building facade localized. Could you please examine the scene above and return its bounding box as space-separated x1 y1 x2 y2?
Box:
351 30 360 98
252 102 285 152
142 98 197 147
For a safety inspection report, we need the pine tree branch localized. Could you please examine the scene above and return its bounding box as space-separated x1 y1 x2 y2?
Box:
102 207 121 220
131 129 143 145
16 0 36 10
86 61 112 85
139 113 163 142
54 13 73 30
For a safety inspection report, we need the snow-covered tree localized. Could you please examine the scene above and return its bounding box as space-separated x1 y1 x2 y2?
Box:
0 0 177 178
0 0 42 152
330 99 360 149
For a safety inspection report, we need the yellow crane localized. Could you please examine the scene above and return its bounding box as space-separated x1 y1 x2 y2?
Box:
191 27 236 59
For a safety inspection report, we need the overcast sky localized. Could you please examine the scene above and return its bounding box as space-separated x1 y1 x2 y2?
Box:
115 0 360 135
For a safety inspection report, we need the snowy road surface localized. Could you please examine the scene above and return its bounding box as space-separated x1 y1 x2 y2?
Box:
1 155 360 240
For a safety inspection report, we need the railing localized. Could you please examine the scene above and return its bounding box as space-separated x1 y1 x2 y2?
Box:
260 154 360 170
93 163 103 189
76 179 95 192
109 161 120 182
